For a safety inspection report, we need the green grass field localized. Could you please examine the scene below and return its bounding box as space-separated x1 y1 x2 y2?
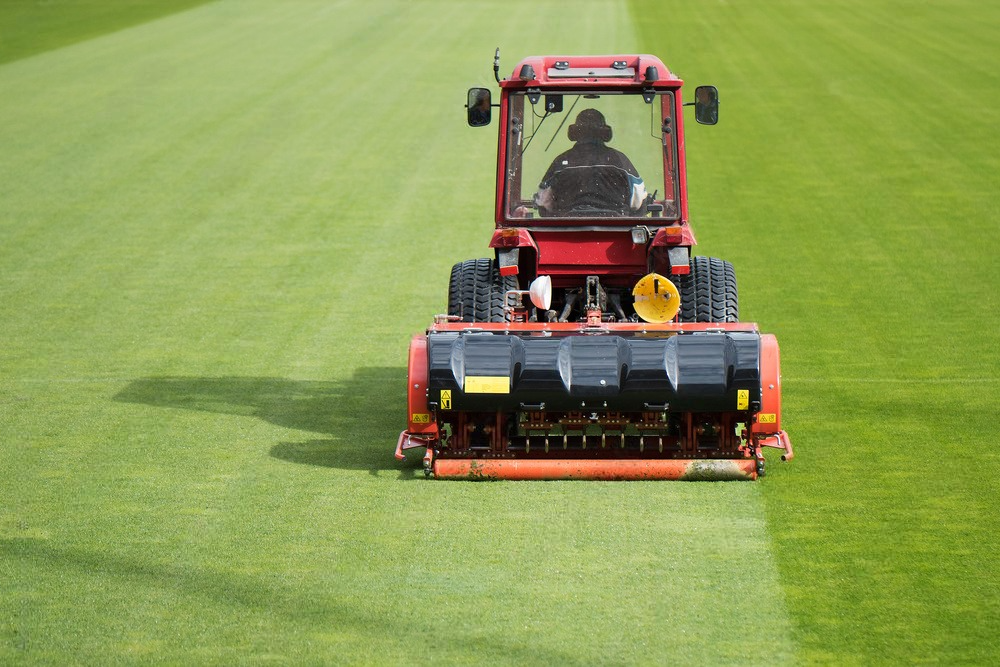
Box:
2 0 998 663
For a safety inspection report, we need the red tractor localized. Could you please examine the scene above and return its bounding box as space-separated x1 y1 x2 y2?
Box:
397 53 793 480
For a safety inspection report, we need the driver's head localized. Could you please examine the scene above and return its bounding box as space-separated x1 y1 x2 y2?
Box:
568 108 612 143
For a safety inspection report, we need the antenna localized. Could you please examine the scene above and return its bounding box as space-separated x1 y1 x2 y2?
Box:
493 47 501 83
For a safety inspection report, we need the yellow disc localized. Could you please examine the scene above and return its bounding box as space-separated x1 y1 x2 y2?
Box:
632 272 680 323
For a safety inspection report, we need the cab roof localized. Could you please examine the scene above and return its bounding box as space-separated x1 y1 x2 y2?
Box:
502 55 680 88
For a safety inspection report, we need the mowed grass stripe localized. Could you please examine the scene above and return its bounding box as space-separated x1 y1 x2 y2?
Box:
2 1 798 664
632 0 1000 662
0 0 217 65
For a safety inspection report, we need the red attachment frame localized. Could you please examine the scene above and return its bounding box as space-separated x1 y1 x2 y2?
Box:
758 430 794 462
750 333 793 461
433 458 756 481
405 334 436 437
425 320 759 335
396 319 787 480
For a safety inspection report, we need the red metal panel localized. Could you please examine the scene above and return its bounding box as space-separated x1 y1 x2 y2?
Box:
406 334 437 436
673 89 690 224
495 93 511 225
428 321 760 334
532 231 646 282
753 333 782 435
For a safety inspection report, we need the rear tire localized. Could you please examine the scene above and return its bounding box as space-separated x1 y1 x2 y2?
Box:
676 256 738 323
447 258 518 322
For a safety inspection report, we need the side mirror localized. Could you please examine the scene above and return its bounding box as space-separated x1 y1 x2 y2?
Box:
694 85 719 125
467 88 492 127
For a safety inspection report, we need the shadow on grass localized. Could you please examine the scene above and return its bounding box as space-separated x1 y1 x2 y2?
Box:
113 369 422 478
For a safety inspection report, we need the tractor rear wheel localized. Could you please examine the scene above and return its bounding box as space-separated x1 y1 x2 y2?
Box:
447 258 518 322
676 256 739 323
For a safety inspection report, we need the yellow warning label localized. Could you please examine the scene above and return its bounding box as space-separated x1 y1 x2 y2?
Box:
440 390 452 410
737 389 749 411
758 413 777 424
464 376 510 394
411 413 430 424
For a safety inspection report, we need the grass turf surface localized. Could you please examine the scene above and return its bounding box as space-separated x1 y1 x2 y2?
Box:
0 0 216 66
2 0 998 663
630 1 1000 660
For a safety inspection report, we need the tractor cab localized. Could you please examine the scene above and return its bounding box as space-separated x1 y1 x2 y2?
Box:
468 55 718 228
504 89 680 221
467 55 721 296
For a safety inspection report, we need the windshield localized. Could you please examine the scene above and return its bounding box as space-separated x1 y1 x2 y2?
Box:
504 91 679 221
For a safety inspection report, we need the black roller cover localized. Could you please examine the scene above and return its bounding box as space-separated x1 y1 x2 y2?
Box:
426 331 761 413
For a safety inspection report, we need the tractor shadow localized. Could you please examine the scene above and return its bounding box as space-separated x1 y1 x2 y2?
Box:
113 368 422 478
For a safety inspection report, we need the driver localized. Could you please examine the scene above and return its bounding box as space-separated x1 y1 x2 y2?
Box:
534 108 647 217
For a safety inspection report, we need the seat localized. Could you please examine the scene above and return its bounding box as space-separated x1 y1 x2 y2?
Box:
543 165 632 217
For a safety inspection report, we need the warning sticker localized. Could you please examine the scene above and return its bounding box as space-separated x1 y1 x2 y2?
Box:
440 390 452 410
465 376 510 394
758 413 777 424
737 389 749 411
411 413 430 424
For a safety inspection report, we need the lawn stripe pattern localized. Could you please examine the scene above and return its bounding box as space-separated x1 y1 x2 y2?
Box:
631 0 1000 662
1 1 799 664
